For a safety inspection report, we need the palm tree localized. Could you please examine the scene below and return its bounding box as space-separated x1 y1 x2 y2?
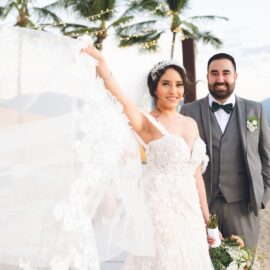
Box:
166 0 228 59
118 0 228 58
0 0 63 29
45 0 163 51
54 0 119 49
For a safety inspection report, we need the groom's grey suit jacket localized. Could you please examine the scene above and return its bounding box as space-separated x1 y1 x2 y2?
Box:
181 95 270 216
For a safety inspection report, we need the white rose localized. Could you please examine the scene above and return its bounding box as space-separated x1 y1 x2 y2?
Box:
227 261 238 270
252 120 257 125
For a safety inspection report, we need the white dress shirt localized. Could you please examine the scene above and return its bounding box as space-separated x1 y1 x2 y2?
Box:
208 93 236 133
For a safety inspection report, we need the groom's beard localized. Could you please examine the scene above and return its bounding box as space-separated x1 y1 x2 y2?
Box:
208 82 235 100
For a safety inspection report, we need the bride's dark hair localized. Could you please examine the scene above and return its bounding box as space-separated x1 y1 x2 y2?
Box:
147 61 187 103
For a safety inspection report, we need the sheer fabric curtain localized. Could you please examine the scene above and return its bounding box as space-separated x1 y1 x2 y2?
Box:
0 27 154 269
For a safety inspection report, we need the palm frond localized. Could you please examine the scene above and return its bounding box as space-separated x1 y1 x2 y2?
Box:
62 23 94 31
61 24 104 38
181 27 194 39
64 26 97 37
195 30 222 48
0 2 16 19
190 15 228 21
125 0 169 18
180 20 199 34
0 7 4 17
119 30 163 52
92 0 116 12
110 15 134 28
127 0 159 12
171 13 181 30
25 18 36 28
108 1 154 30
89 0 117 21
116 20 157 35
33 7 62 23
63 0 94 17
182 29 222 48
165 0 189 12
42 0 66 11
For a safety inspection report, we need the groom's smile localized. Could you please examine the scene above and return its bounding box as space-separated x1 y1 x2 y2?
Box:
207 58 237 102
214 82 228 90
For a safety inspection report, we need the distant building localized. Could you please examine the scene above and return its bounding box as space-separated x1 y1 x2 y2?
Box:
262 98 270 126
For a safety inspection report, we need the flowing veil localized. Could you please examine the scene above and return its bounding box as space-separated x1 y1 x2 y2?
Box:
0 26 154 269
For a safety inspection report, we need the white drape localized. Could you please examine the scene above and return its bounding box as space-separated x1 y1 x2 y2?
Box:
0 26 154 269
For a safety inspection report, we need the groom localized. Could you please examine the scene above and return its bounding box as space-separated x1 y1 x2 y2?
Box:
181 53 270 249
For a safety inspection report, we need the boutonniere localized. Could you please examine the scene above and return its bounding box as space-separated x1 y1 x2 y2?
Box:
247 115 260 132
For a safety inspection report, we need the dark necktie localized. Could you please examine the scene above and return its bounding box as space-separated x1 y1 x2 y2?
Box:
211 101 233 114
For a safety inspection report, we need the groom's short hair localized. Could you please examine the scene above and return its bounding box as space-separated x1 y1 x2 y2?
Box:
207 53 236 71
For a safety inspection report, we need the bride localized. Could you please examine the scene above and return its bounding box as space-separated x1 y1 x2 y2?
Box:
82 44 214 269
0 26 215 269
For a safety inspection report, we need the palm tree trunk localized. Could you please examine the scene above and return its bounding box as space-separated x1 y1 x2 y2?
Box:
95 19 107 51
182 38 196 103
170 32 176 59
95 35 104 50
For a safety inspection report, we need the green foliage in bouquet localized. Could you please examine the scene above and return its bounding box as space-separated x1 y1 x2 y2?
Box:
208 214 218 229
210 236 253 270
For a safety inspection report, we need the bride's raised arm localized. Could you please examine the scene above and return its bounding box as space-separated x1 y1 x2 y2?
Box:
82 44 146 135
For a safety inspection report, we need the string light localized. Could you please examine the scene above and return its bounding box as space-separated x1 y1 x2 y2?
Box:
139 40 158 50
151 3 168 15
65 28 107 38
119 29 155 41
173 26 181 33
10 2 184 51
86 8 114 21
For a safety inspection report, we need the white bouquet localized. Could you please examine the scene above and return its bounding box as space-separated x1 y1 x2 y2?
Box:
208 215 253 270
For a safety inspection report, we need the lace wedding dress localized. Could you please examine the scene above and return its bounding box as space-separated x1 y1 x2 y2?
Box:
122 113 213 270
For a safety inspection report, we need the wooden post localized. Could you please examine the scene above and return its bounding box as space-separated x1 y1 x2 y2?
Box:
182 38 196 103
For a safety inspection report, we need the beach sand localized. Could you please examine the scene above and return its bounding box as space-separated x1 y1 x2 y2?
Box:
256 202 270 269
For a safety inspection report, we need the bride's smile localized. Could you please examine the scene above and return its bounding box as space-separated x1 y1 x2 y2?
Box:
155 68 184 110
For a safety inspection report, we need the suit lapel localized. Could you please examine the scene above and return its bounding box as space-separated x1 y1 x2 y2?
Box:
236 96 247 155
200 96 213 158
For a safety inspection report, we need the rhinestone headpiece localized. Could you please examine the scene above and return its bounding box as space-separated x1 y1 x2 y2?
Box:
150 60 181 81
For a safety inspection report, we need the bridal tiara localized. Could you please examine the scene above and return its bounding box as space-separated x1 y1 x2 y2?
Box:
150 60 183 81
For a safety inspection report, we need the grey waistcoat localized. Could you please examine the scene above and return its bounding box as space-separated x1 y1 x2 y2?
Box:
210 107 249 203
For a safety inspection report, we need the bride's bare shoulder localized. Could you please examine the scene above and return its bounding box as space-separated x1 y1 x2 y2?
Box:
180 114 199 136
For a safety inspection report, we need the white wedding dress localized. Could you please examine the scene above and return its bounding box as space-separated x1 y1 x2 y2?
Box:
122 113 213 270
0 26 212 269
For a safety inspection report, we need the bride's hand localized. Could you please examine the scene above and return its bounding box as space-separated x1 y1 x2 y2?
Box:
81 43 112 83
207 230 223 246
81 43 104 62
207 235 215 246
219 230 223 240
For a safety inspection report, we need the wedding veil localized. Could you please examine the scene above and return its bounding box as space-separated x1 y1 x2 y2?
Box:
0 26 154 269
